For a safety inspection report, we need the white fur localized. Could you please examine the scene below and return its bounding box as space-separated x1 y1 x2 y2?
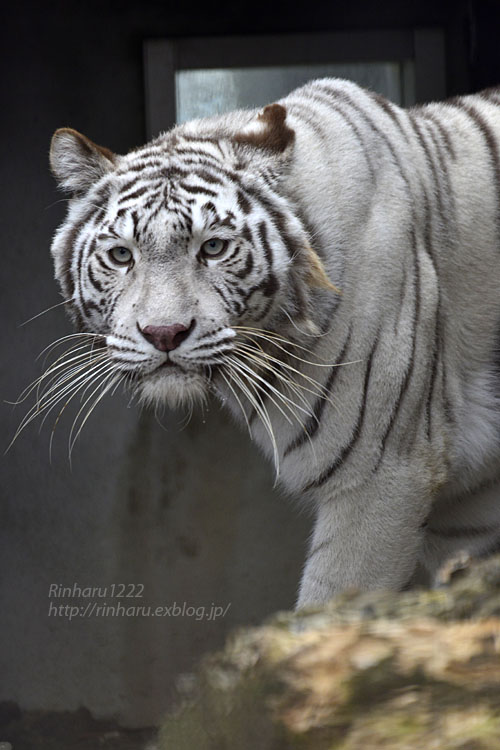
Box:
49 79 500 607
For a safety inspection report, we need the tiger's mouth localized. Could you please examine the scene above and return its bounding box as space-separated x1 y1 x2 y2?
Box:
157 358 184 371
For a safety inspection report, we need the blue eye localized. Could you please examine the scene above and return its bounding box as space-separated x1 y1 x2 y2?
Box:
200 238 227 258
109 246 133 265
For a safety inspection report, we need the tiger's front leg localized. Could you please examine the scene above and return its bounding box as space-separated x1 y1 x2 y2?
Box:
296 459 435 608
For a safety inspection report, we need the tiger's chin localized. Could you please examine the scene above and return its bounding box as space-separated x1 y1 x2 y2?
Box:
137 367 208 410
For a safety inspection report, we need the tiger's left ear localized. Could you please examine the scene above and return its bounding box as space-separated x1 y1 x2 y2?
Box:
234 103 295 154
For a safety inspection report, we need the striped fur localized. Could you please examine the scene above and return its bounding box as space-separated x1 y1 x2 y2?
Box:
48 79 500 606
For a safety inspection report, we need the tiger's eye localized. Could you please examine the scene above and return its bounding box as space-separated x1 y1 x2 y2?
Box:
200 238 227 258
109 246 133 265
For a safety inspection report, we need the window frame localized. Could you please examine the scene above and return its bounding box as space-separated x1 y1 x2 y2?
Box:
143 30 446 139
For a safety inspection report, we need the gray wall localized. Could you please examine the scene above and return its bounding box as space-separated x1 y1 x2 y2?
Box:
1 0 498 729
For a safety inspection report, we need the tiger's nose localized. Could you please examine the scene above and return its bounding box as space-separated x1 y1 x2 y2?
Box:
139 320 195 352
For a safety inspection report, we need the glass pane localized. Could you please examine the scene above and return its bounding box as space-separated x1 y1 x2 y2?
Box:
175 62 414 123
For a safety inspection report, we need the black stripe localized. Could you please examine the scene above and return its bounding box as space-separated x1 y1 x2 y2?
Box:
180 133 223 146
303 337 376 491
114 207 127 220
82 297 102 317
217 214 236 230
173 147 224 165
87 262 103 293
107 342 141 353
119 176 140 193
170 206 193 232
319 299 340 335
407 116 449 444
258 221 273 267
374 225 420 468
223 245 242 265
409 113 445 215
162 165 189 182
144 192 162 211
418 117 455 214
190 336 236 353
448 99 500 229
312 83 410 190
62 202 106 297
94 254 115 274
393 261 409 336
212 283 233 313
237 189 252 214
167 152 293 252
119 333 144 346
254 294 275 322
192 168 224 186
201 201 219 220
126 160 164 172
131 210 139 238
77 233 97 321
244 221 278 300
293 93 376 181
284 330 351 457
419 191 443 445
245 271 278 303
418 110 456 160
233 251 253 279
425 322 440 441
118 185 149 204
287 100 331 141
61 229 78 298
104 292 119 320
370 92 406 136
179 182 218 198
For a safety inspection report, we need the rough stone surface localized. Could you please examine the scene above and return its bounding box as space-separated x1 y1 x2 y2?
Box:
156 555 500 749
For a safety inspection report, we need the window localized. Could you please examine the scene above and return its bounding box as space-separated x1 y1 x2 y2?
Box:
144 30 445 137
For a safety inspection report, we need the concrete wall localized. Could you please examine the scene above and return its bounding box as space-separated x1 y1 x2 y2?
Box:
1 0 498 729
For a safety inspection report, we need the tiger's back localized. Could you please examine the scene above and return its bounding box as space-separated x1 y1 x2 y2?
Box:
43 78 500 605
278 80 500 488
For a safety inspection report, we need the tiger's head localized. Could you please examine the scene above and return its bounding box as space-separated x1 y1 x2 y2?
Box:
49 104 334 411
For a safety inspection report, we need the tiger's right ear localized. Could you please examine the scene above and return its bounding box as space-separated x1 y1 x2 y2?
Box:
234 103 295 155
50 128 116 195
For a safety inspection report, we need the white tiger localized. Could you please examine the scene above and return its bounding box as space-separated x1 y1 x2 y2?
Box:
33 77 500 606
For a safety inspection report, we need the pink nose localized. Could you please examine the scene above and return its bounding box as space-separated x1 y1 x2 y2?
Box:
139 322 194 352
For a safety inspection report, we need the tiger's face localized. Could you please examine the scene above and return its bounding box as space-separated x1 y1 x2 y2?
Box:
49 106 332 410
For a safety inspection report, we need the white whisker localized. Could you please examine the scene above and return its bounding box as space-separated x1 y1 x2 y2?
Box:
224 362 280 477
233 345 316 418
36 354 110 414
68 369 123 459
219 368 253 439
36 332 105 362
38 358 115 434
234 326 361 369
18 298 73 327
233 341 334 402
227 355 313 422
9 356 113 451
279 306 332 338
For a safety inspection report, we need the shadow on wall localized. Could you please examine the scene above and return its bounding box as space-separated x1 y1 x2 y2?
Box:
112 406 312 725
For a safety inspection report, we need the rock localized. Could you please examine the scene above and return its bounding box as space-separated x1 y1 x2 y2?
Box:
156 554 500 749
